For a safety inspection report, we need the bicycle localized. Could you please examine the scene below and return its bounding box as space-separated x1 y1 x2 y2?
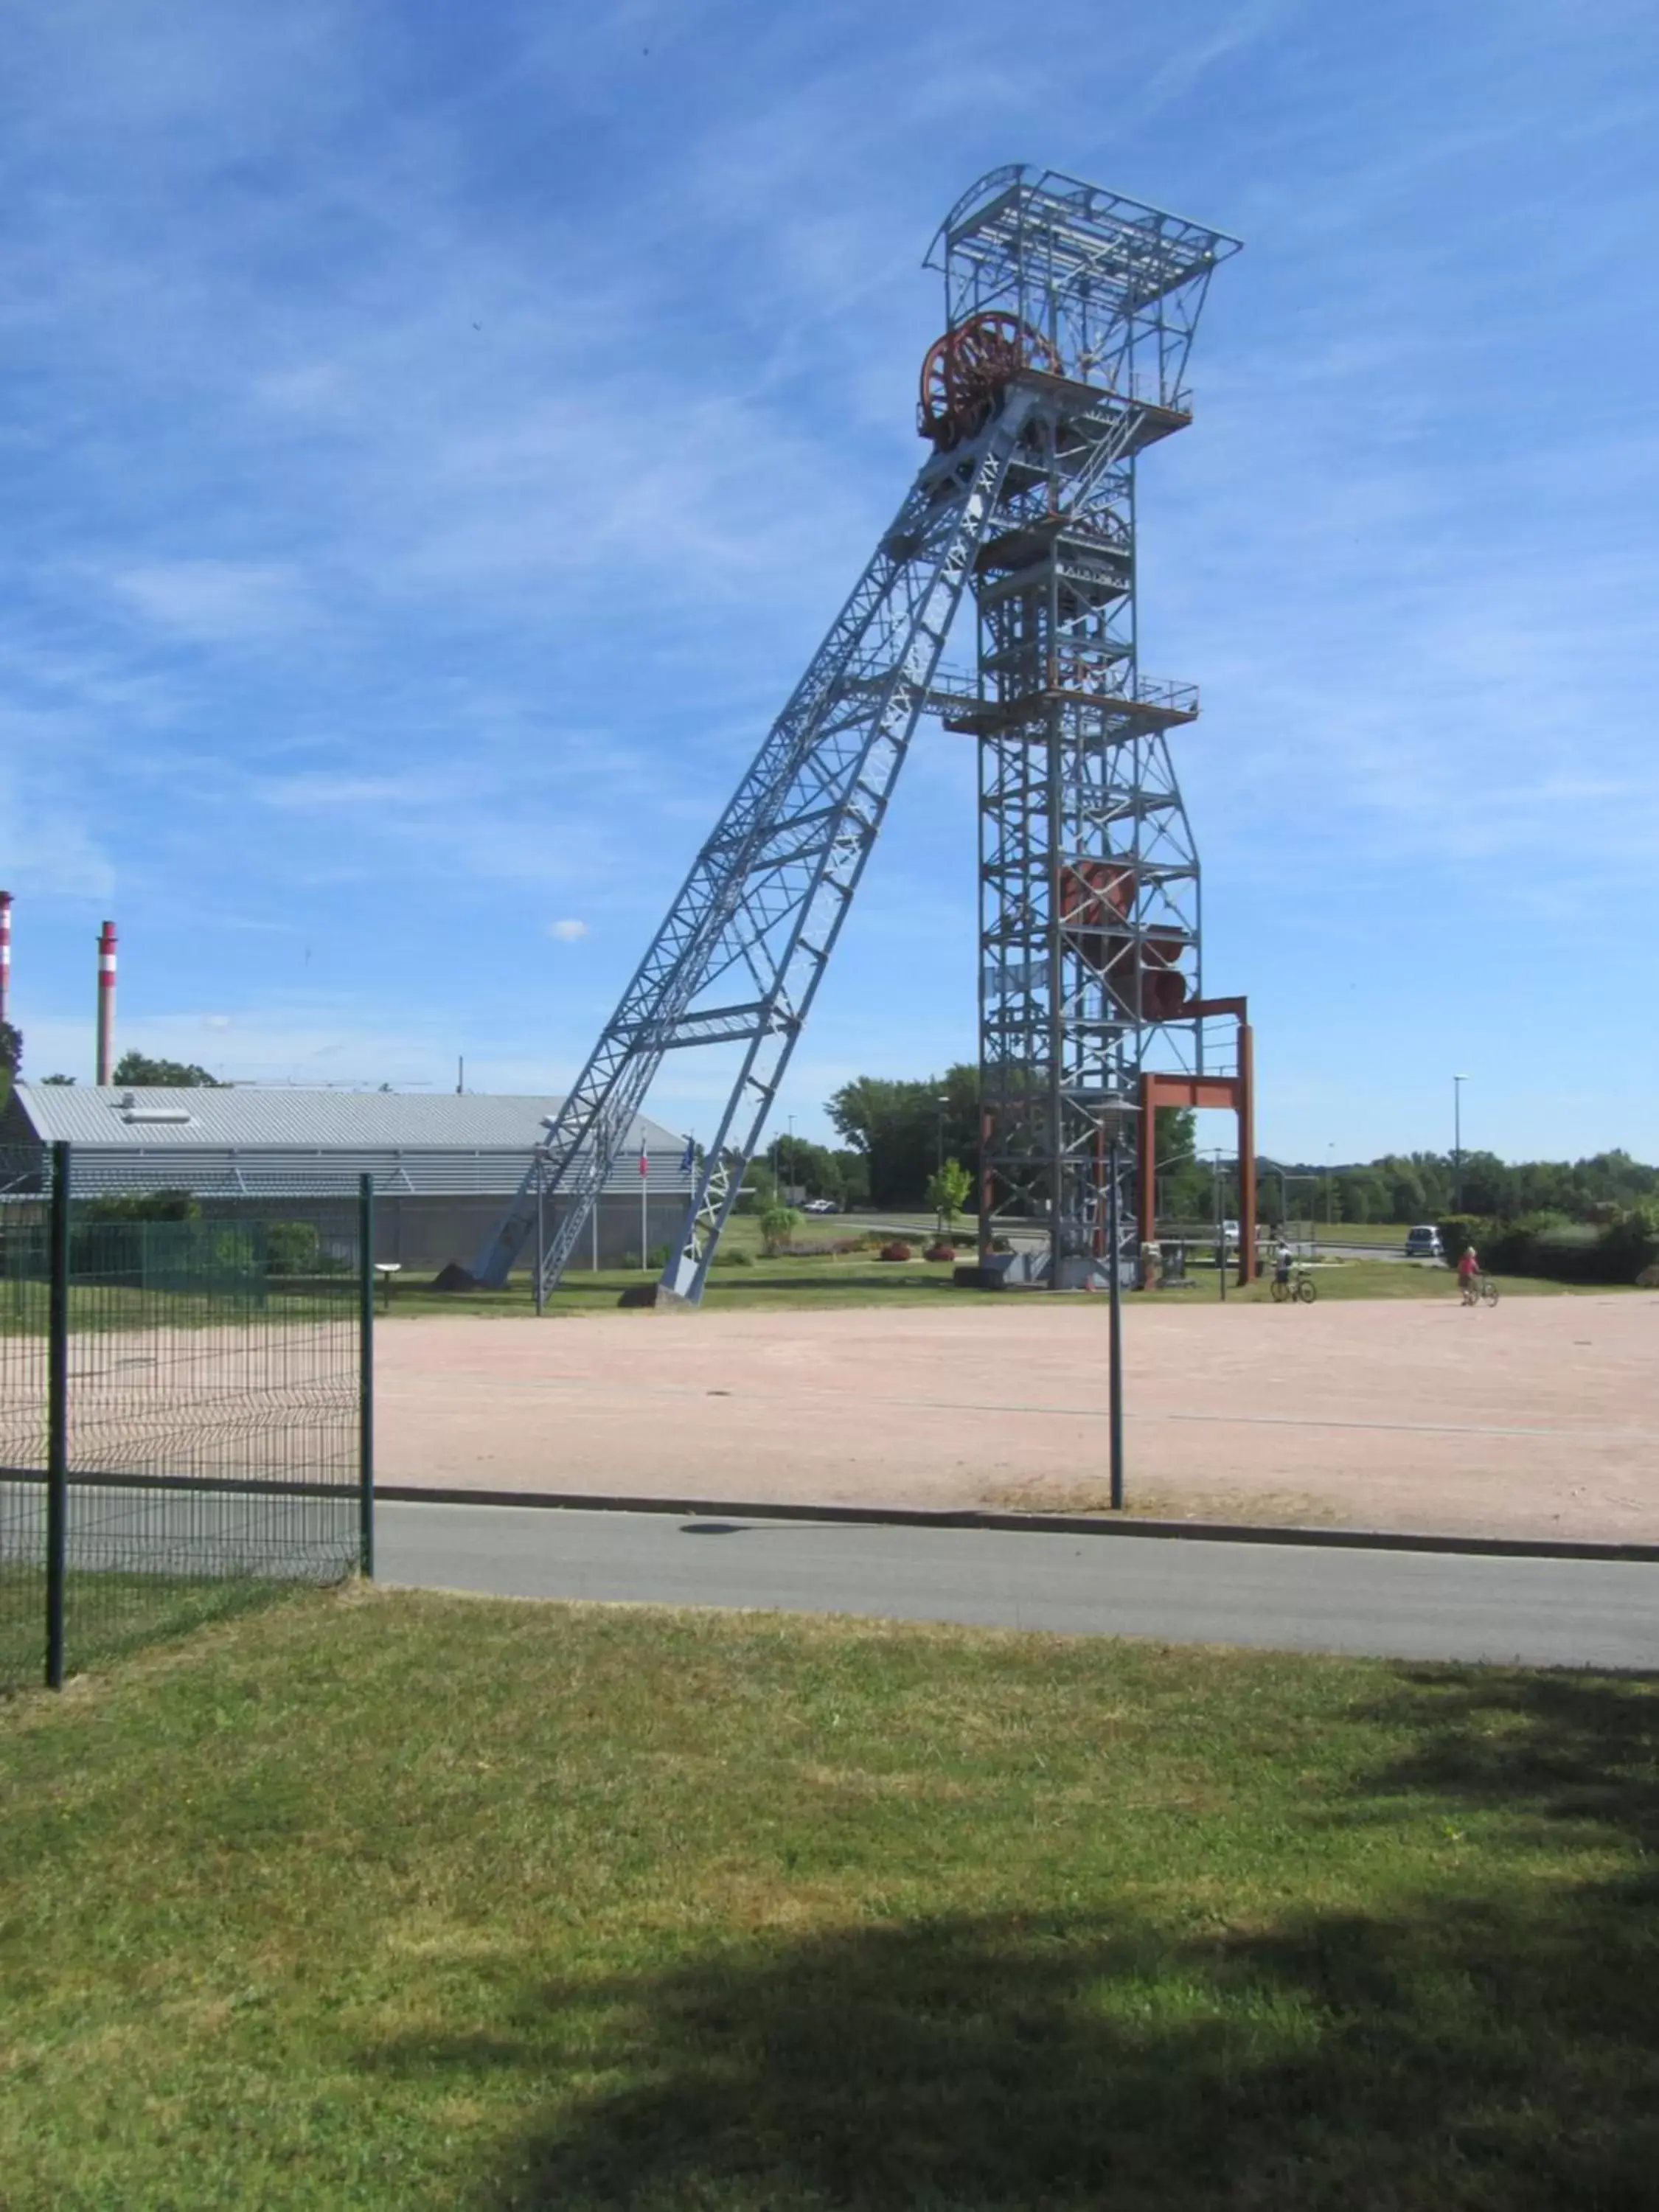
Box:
1270 1267 1318 1304
1460 1273 1499 1309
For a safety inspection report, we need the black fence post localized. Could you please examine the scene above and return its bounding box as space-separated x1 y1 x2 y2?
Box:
358 1173 375 1579
45 1141 70 1689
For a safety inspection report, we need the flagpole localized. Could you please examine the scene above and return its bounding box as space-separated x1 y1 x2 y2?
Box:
640 1133 648 1270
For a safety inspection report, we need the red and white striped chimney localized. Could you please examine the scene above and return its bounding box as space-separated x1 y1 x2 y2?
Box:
96 919 117 1085
0 892 12 1029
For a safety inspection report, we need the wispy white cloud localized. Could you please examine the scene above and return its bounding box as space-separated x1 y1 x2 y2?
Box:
111 560 310 644
0 776 115 902
1141 0 1307 113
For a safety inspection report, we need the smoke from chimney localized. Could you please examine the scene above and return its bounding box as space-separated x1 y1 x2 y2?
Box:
97 920 117 1085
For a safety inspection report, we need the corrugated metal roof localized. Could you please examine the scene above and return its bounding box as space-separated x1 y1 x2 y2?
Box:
7 1087 691 1199
13 1085 681 1151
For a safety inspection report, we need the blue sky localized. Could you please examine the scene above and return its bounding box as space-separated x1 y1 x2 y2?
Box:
4 0 1655 1166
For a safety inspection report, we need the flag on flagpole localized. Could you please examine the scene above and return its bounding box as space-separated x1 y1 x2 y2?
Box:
639 1134 649 1271
679 1135 695 1175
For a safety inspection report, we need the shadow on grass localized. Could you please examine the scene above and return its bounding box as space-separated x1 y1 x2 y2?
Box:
64 1570 315 1678
538 1271 970 1301
363 1666 1659 2211
700 1273 967 1295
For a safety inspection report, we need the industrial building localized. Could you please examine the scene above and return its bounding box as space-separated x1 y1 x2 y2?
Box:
0 1085 689 1272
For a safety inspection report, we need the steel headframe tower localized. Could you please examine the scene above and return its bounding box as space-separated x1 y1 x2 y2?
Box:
471 167 1238 1304
921 170 1240 1285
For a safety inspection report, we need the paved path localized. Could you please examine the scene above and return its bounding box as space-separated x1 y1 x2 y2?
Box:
378 1501 1659 1669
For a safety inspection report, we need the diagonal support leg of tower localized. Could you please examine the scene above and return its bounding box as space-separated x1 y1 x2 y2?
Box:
470 393 1037 1301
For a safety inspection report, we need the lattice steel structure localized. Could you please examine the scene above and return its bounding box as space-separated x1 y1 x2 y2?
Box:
922 170 1240 1283
472 167 1239 1303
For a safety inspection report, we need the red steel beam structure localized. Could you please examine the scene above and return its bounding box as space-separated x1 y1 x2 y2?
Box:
1138 995 1256 1282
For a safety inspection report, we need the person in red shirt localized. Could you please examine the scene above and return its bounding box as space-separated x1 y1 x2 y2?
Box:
1457 1244 1480 1302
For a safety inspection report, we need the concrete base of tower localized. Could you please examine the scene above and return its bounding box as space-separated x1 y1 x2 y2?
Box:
617 1281 696 1311
961 1250 1136 1292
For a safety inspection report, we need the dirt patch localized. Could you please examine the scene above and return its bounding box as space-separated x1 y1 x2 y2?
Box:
375 1293 1659 1545
978 1481 1347 1527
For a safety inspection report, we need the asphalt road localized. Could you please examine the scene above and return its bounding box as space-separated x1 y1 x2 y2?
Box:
378 1501 1659 1670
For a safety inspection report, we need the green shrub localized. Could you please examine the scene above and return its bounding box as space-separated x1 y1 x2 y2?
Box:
265 1221 321 1277
84 1189 199 1223
1441 1206 1659 1285
711 1248 754 1267
1436 1214 1485 1264
1600 1203 1659 1281
759 1204 801 1257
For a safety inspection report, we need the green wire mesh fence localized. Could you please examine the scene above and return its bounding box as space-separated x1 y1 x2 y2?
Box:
0 1144 50 1691
0 1142 372 1692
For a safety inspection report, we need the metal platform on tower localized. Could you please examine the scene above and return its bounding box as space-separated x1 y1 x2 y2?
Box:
467 166 1245 1304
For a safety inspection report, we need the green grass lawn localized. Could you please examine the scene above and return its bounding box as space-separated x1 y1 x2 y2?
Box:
0 1560 298 1699
391 1259 978 1318
1164 1221 1422 1251
1160 1257 1621 1303
388 1211 980 1318
388 1245 1621 1319
1 1276 358 1335
3 1587 1657 2210
1308 1221 1417 1248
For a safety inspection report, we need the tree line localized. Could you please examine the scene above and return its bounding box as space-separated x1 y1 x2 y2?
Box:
814 1062 1657 1228
1264 1149 1658 1228
818 1062 1204 1215
1 1032 226 1106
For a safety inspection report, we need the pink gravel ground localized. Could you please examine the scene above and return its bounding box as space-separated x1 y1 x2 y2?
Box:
375 1293 1659 1543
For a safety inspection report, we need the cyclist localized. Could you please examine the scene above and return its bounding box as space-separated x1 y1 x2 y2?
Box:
1457 1243 1481 1304
1273 1237 1294 1292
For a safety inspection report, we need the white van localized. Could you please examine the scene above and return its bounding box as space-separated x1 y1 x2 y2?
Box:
1404 1225 1444 1261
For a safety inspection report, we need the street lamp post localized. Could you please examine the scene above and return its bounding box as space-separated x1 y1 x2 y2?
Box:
1214 1151 1228 1302
1152 1147 1194 1255
1099 1093 1138 1513
532 1146 549 1317
1106 1139 1126 1507
1453 1074 1468 1211
1265 1150 1318 1256
1261 1161 1315 1256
